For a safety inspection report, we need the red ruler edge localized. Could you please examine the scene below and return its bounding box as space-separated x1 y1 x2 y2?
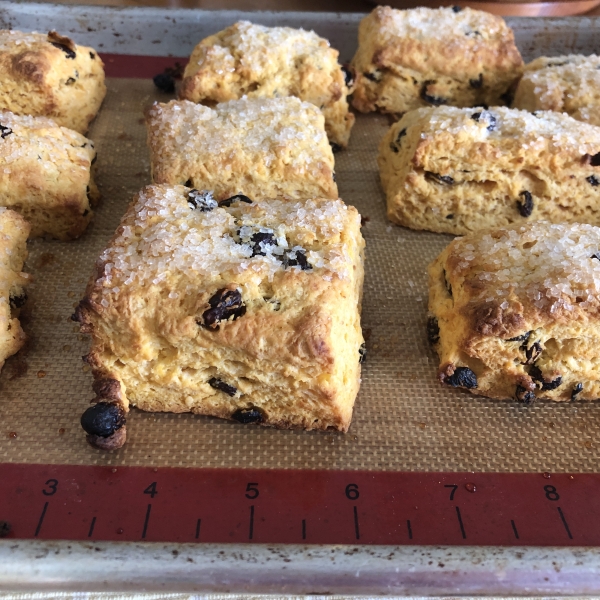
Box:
100 54 188 79
0 464 596 546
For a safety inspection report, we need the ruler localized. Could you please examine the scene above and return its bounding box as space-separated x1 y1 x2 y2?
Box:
0 464 597 546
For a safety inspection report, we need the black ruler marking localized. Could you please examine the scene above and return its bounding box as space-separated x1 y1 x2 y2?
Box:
88 516 97 538
34 502 49 537
302 519 306 540
195 518 201 540
141 504 152 539
557 507 573 540
511 519 519 540
249 505 254 540
455 506 466 539
353 506 360 540
407 519 413 540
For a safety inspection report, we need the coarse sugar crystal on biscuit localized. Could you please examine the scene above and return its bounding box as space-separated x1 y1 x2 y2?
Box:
0 30 106 134
378 105 600 235
350 6 523 116
0 208 30 374
513 55 600 127
179 21 355 148
0 110 98 240
146 97 338 202
74 184 365 449
428 221 600 404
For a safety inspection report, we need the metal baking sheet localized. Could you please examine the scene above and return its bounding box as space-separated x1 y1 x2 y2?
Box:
1 2 600 594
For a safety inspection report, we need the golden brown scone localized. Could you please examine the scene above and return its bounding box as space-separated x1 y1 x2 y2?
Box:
146 97 338 202
428 221 600 404
0 110 99 240
513 55 600 127
74 184 365 449
0 30 106 134
179 21 355 148
0 208 30 374
351 6 523 116
378 106 600 235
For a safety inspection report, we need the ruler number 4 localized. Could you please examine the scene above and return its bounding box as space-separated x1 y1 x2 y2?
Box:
144 482 158 498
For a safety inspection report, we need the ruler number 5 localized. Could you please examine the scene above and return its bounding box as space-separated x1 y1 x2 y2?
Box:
42 479 58 496
345 484 360 500
245 483 259 499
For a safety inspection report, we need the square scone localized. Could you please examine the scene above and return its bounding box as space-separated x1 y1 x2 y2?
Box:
0 208 30 374
350 6 523 116
0 110 98 240
146 97 338 202
75 185 365 450
379 106 600 235
428 221 600 404
0 30 106 134
179 21 355 148
513 55 600 127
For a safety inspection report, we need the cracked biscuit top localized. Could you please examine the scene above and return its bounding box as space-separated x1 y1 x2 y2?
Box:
146 97 337 201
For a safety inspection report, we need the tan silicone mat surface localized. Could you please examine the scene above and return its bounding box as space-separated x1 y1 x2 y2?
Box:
0 78 598 472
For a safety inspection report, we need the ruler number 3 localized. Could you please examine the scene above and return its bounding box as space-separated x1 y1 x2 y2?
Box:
42 479 58 496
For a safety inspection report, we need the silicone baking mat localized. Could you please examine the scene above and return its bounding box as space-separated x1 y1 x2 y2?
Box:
0 77 598 473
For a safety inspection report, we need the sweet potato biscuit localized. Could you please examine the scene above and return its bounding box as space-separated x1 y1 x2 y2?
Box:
0 30 106 134
378 106 600 235
0 110 99 240
146 97 338 202
75 184 365 449
0 208 30 374
428 221 600 404
350 6 523 116
513 55 600 127
179 21 355 148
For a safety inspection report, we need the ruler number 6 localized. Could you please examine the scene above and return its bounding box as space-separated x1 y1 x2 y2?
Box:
345 483 360 500
245 483 259 499
42 479 58 496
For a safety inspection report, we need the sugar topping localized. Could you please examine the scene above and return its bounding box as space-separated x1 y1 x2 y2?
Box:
412 105 600 156
0 30 50 52
147 97 328 176
452 222 600 315
95 185 358 296
374 6 508 43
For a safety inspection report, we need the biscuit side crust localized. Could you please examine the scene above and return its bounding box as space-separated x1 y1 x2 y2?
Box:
428 221 600 403
0 110 98 240
513 55 600 127
146 97 338 201
179 21 355 147
0 208 30 373
350 6 523 115
75 185 365 437
378 106 600 234
0 30 106 134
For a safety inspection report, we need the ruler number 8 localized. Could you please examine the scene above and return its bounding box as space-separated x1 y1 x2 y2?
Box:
345 483 360 500
544 485 560 501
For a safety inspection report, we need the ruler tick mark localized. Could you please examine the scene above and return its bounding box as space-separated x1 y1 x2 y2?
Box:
88 516 96 538
511 519 519 540
141 504 152 539
455 506 466 539
353 506 360 540
195 518 201 540
557 507 573 539
302 519 306 540
407 519 413 540
34 502 49 537
249 505 255 540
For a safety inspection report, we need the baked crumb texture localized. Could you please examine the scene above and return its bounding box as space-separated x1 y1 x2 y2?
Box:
75 184 365 449
429 221 600 403
146 97 338 202
0 208 30 374
179 21 355 148
513 54 600 127
351 6 523 115
379 106 600 235
0 110 99 240
0 30 106 134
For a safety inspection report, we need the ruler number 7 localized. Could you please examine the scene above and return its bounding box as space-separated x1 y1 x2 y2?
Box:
444 484 458 500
